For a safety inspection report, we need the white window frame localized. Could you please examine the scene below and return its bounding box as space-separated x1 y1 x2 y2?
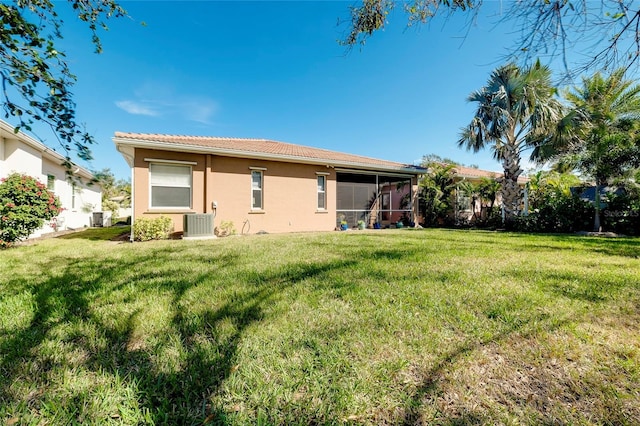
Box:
317 175 326 210
46 174 55 191
149 163 192 209
250 169 264 210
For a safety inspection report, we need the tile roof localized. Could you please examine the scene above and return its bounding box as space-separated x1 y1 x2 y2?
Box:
450 164 500 179
114 132 424 173
441 163 529 184
113 132 527 182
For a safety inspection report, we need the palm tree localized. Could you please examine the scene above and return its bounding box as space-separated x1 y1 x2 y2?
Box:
459 61 564 223
477 177 501 216
457 180 479 222
532 68 640 231
418 162 457 226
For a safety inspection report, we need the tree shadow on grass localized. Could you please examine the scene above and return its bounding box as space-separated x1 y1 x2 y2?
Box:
3 236 635 424
0 246 358 425
55 226 131 241
396 260 639 425
500 232 640 258
566 235 640 258
380 228 640 259
398 310 572 425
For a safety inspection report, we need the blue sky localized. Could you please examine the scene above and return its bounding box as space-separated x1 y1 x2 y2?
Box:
17 1 571 179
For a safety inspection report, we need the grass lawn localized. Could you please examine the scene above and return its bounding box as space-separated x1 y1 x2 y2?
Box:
1 228 639 425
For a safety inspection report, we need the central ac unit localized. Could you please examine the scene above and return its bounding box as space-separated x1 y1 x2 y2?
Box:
183 213 215 239
93 211 112 227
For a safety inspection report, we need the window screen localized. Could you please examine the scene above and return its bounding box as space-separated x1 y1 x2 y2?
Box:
150 163 191 208
317 175 326 209
251 170 263 210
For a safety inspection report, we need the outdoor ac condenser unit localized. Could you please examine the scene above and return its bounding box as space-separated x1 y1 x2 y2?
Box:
92 211 112 227
183 213 215 239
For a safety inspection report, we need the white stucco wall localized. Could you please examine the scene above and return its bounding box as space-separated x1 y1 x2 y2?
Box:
2 138 43 178
0 125 102 238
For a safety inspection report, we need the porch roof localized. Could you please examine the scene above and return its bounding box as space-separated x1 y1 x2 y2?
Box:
113 132 425 175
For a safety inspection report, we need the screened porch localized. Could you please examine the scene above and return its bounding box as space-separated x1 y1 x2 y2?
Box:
336 172 415 229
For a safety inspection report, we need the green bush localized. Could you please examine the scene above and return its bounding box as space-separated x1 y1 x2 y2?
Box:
133 216 173 241
102 199 120 215
603 190 640 236
215 220 236 237
471 206 503 230
0 173 62 248
514 195 593 233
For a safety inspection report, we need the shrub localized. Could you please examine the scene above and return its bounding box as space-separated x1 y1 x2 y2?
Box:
471 206 503 230
603 190 640 236
215 220 236 237
133 216 173 241
0 173 62 248
514 195 593 233
102 199 120 215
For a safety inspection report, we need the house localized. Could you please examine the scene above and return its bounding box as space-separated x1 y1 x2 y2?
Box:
447 163 530 223
0 120 102 237
113 132 425 236
571 185 625 207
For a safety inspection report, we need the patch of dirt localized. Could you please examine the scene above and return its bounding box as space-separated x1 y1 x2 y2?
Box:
110 230 132 242
412 331 640 424
575 231 626 237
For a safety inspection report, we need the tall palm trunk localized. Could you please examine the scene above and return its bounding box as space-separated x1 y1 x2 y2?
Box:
593 181 602 232
500 142 523 221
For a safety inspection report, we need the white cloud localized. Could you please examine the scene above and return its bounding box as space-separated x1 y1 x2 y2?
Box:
116 84 218 124
179 98 218 124
115 100 160 116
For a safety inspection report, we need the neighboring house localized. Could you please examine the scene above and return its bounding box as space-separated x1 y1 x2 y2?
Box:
109 196 132 219
448 164 530 223
0 120 102 237
571 185 625 207
570 186 627 210
113 132 425 235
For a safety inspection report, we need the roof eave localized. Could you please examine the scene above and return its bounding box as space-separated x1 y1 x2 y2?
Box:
0 120 95 180
113 137 424 175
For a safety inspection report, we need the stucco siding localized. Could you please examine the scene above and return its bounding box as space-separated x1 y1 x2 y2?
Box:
0 129 101 238
3 138 42 178
210 156 336 233
133 149 337 234
133 148 206 232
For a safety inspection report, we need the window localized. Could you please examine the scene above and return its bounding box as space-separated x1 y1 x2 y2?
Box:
149 163 192 208
47 174 55 191
251 170 263 210
71 183 76 209
317 175 326 210
381 192 390 220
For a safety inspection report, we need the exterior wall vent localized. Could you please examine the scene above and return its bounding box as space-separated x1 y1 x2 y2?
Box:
183 213 215 239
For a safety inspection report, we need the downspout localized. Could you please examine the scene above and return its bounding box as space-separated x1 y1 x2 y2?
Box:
129 162 135 243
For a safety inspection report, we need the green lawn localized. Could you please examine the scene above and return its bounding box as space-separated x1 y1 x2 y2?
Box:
1 229 639 425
